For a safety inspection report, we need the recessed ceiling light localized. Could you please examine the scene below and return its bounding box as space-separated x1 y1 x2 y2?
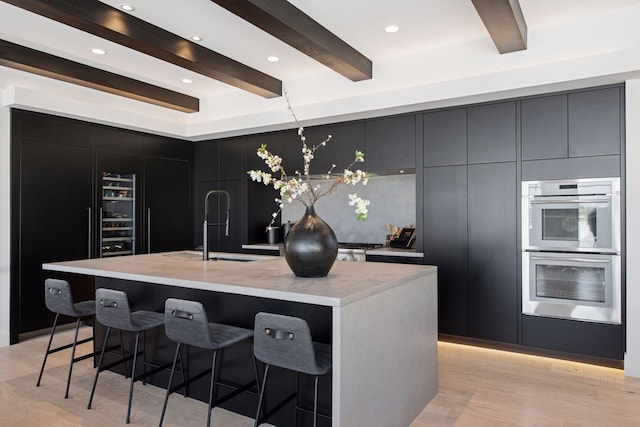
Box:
91 48 107 55
385 25 400 33
191 35 203 42
267 56 280 62
119 3 135 12
181 78 193 84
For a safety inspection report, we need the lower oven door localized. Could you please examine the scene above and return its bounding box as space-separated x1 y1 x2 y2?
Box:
522 251 621 324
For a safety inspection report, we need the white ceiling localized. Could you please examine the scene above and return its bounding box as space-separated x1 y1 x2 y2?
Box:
2 0 640 140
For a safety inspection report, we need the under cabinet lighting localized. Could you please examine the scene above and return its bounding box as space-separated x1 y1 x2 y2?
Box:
385 25 399 33
91 48 107 55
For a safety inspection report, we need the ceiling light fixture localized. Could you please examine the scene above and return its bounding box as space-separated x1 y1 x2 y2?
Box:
91 48 107 55
119 3 135 12
385 25 399 33
181 78 193 84
266 56 280 62
191 35 203 42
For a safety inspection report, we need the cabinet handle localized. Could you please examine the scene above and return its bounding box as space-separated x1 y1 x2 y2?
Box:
147 208 151 254
87 207 92 258
99 207 103 258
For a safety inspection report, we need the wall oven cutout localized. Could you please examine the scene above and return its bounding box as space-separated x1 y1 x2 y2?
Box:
522 177 621 324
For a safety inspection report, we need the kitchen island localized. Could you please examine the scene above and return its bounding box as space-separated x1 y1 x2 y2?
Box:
43 251 438 427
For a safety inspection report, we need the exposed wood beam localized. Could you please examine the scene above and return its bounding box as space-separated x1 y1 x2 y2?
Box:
0 39 199 113
470 0 527 53
211 0 373 82
1 0 282 98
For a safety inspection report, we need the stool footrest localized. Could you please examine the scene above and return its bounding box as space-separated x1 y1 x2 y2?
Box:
211 379 257 408
46 336 94 355
257 391 297 426
132 361 173 383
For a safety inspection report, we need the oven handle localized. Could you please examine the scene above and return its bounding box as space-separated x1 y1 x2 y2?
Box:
530 256 611 263
529 198 610 204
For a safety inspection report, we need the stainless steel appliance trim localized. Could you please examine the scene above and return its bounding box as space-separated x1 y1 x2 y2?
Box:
529 256 611 263
529 198 611 204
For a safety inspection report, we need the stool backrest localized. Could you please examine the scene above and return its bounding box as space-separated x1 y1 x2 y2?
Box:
164 298 212 348
254 312 317 374
44 278 76 317
95 288 134 331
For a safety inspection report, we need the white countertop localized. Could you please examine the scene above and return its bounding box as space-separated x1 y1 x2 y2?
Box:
43 251 435 308
242 243 423 258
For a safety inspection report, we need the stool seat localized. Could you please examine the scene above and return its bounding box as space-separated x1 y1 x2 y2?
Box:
37 278 97 399
129 311 165 332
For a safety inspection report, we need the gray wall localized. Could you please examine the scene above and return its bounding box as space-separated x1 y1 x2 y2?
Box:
282 174 416 244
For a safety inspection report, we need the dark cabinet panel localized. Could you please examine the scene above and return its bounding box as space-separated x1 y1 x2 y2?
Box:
423 165 468 336
365 115 416 172
303 122 365 175
521 94 568 160
18 141 94 334
522 315 623 360
568 87 621 157
423 109 467 167
467 162 517 343
522 155 621 181
143 157 193 253
219 138 246 180
194 141 219 182
468 101 516 164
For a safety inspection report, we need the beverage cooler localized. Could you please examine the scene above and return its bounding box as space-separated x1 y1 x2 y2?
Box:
101 172 136 257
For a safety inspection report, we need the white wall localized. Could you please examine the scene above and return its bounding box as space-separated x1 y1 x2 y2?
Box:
0 100 11 346
624 80 640 377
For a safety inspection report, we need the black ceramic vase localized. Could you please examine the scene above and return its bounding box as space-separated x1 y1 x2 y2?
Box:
284 205 338 277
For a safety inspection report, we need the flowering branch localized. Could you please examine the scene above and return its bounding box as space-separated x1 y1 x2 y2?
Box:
247 89 370 227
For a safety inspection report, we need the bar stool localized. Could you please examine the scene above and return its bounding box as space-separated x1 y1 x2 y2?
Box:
88 288 170 424
159 298 257 427
253 312 332 427
37 278 97 398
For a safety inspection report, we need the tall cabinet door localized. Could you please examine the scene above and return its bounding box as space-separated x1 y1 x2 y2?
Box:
467 162 518 343
423 165 468 336
19 141 93 334
143 157 192 253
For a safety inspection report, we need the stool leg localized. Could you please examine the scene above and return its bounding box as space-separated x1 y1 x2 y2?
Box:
177 346 188 398
207 349 218 427
250 340 263 418
294 371 299 427
159 342 181 427
88 327 112 410
64 317 82 398
254 364 270 427
126 331 142 424
313 375 319 427
36 313 60 387
119 329 129 378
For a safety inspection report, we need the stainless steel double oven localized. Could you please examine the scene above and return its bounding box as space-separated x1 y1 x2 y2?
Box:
522 177 621 324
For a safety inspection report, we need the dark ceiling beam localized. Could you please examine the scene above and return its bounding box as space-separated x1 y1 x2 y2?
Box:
0 39 199 113
470 0 527 53
211 0 373 82
1 0 282 98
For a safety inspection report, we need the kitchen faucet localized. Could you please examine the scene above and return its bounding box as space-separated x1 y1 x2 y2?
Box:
203 190 230 261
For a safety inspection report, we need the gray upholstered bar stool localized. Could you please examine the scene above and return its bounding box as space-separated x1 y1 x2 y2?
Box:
253 312 332 427
88 288 169 424
159 298 257 427
37 278 97 399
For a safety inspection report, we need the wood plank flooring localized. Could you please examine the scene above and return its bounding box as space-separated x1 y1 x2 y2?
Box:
2 327 640 426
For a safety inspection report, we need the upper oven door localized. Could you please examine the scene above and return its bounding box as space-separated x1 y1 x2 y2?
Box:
523 179 620 253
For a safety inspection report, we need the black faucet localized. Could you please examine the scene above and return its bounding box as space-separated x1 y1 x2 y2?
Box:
203 190 230 261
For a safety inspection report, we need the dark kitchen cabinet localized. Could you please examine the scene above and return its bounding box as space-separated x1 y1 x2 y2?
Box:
423 165 468 336
219 138 246 180
467 162 518 343
16 140 94 335
467 101 517 164
365 115 416 172
423 108 467 167
568 86 621 157
521 94 568 160
143 157 192 253
303 122 365 175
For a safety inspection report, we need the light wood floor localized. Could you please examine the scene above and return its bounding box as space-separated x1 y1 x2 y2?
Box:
2 327 640 426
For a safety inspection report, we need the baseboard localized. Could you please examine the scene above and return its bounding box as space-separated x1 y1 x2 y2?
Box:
0 331 10 347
